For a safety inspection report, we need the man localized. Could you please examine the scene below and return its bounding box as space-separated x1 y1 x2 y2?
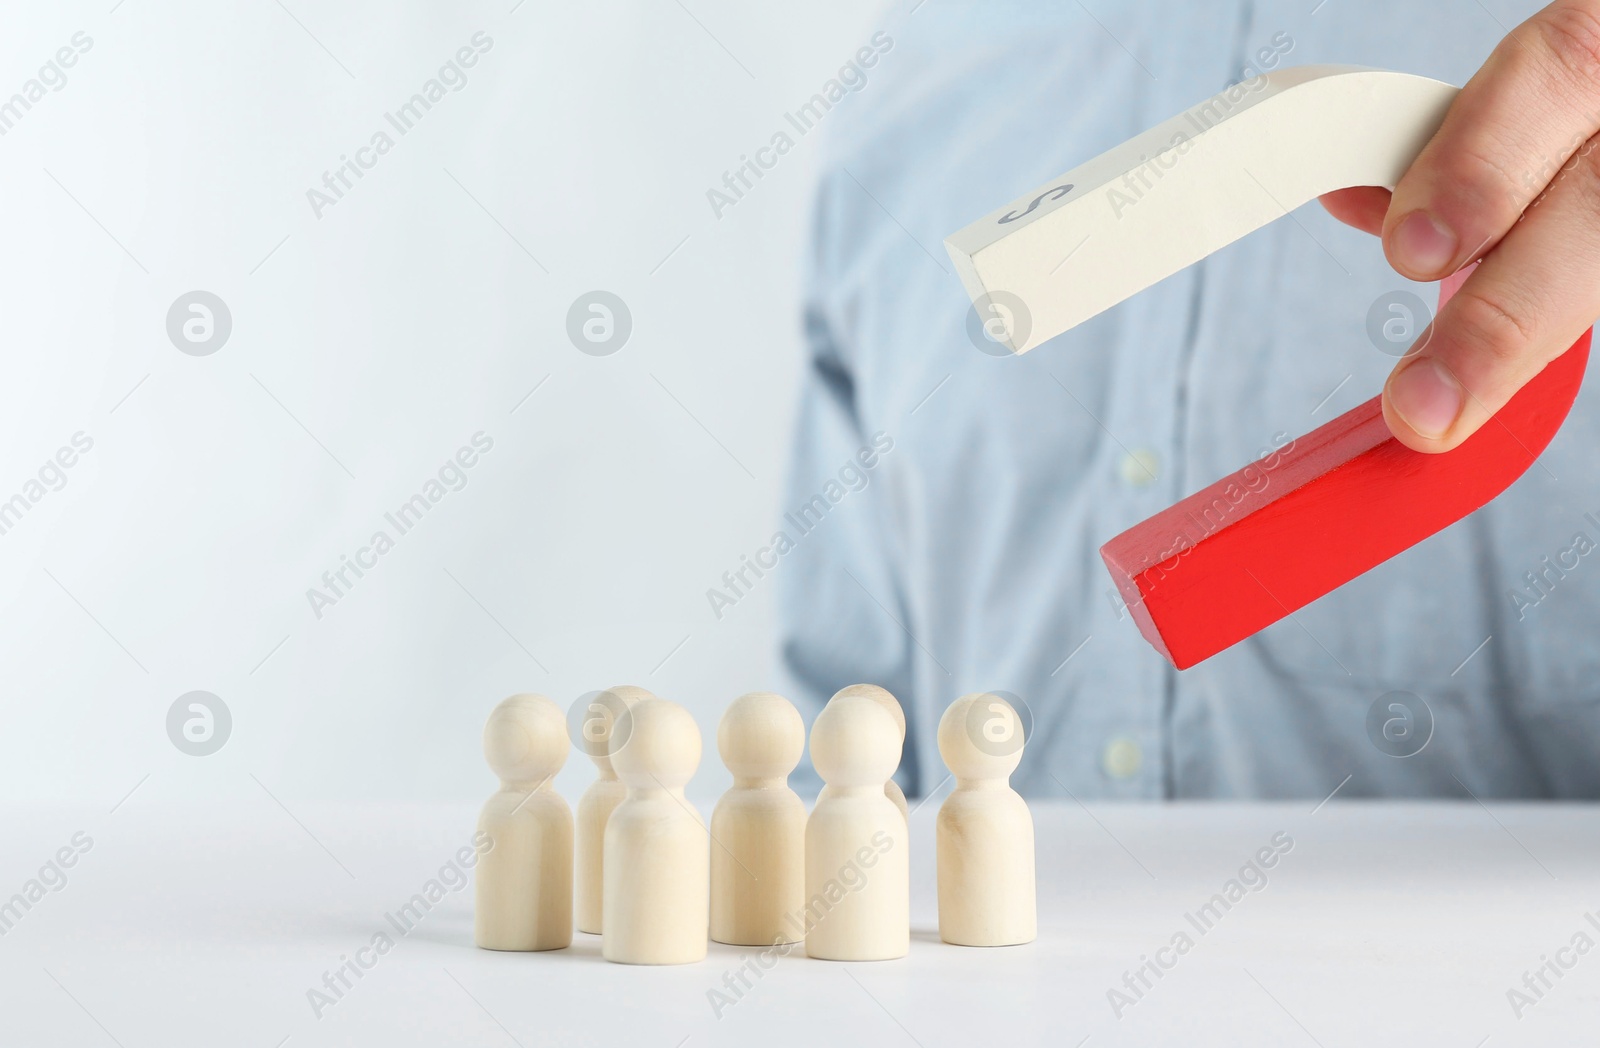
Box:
777 0 1600 799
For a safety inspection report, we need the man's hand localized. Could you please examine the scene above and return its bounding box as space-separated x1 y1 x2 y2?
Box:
1321 0 1600 453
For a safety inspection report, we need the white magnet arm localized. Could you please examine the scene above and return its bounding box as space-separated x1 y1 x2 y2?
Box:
943 65 1459 353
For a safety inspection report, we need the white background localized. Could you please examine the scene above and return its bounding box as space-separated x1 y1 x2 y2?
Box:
0 0 889 805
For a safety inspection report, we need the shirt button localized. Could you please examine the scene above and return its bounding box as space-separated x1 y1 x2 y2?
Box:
1119 449 1160 487
1102 736 1143 780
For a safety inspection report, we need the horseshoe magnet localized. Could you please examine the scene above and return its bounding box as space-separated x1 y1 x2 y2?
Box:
944 65 1592 669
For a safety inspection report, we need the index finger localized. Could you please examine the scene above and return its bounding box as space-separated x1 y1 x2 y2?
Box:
1384 1 1600 280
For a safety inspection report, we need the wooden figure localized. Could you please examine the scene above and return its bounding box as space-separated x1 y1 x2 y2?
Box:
710 692 806 947
475 694 573 951
944 66 1593 667
821 684 908 820
936 694 1035 947
804 694 908 961
602 698 709 964
574 685 651 934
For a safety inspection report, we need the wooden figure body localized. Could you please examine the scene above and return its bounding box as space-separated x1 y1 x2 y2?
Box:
711 692 806 946
574 685 652 934
603 698 709 964
475 694 573 951
944 65 1593 667
936 694 1035 947
804 694 908 961
818 684 908 820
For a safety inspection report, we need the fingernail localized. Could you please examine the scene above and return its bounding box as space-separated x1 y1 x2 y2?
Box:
1391 211 1459 278
1389 357 1463 440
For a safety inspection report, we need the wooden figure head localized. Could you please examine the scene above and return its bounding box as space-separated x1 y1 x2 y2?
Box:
484 693 569 787
611 698 701 792
811 695 899 790
717 691 803 783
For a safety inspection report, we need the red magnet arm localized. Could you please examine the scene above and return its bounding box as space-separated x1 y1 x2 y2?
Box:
1100 269 1592 669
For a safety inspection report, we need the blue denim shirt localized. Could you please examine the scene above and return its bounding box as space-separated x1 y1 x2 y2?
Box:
776 0 1600 799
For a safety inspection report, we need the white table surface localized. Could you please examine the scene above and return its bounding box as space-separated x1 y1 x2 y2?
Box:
4 798 1597 1047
